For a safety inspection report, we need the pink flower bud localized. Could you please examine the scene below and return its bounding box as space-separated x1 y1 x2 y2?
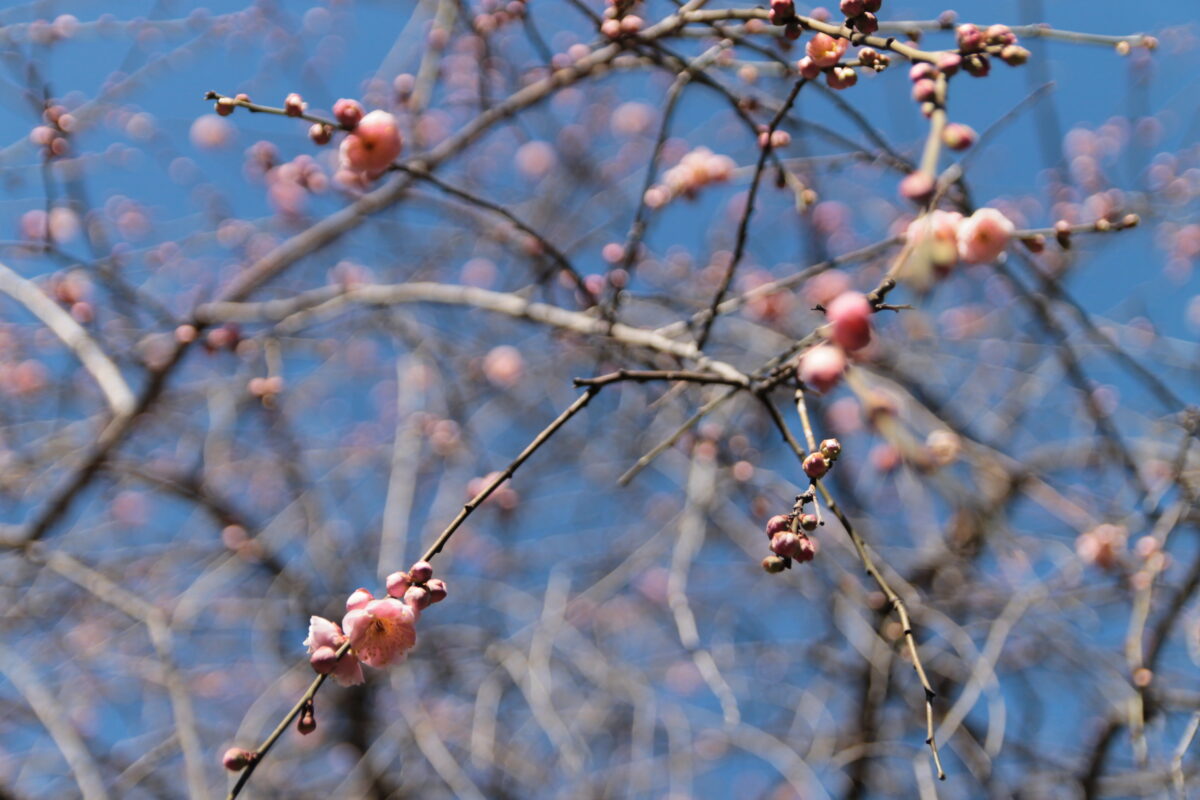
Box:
820 438 843 460
793 535 817 563
826 291 872 351
310 645 339 674
909 62 936 82
956 23 983 52
309 123 332 146
600 18 621 38
941 122 976 150
797 56 822 80
297 703 316 735
839 0 864 16
284 93 306 117
799 513 819 532
769 0 795 25
936 52 961 76
409 560 433 583
765 514 792 536
798 345 847 393
852 12 878 34
386 571 411 598
899 171 935 203
619 15 643 33
346 588 373 612
426 578 448 604
223 747 254 772
333 98 365 129
803 451 830 479
215 98 235 116
911 78 937 103
404 585 432 610
771 531 801 558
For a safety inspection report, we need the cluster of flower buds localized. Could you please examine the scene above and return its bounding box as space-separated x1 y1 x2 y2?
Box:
267 154 329 216
838 0 881 35
797 291 874 393
643 147 735 208
856 47 891 73
472 0 527 35
600 0 642 37
29 103 75 159
761 510 818 573
797 32 853 88
954 23 1029 76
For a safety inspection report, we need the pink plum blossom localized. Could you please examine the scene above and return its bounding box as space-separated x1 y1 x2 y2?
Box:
806 33 849 68
338 110 403 178
906 210 963 272
303 616 364 686
343 595 418 668
957 208 1015 264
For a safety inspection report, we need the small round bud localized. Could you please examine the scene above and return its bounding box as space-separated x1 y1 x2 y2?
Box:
799 513 819 532
911 78 937 103
820 438 842 460
826 66 858 90
333 98 365 129
899 171 935 203
1022 234 1046 253
1121 213 1140 228
619 15 643 34
797 56 821 80
297 703 316 735
839 0 865 17
762 555 788 574
215 97 236 116
223 747 254 772
771 531 800 558
956 23 983 53
309 123 332 146
600 18 621 38
1054 220 1072 249
985 24 1016 46
862 0 881 11
769 0 796 25
852 12 878 34
426 578 448 603
936 52 961 76
404 585 431 610
385 571 411 598
793 535 817 564
310 646 339 675
909 62 936 82
803 451 830 480
941 122 976 151
765 514 792 536
858 47 880 68
409 560 433 583
284 93 306 117
1115 40 1131 56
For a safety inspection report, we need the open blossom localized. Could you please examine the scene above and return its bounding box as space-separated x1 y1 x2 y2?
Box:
304 616 365 686
646 147 735 207
957 207 1015 264
342 592 418 669
338 110 403 178
806 33 849 68
906 210 963 271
